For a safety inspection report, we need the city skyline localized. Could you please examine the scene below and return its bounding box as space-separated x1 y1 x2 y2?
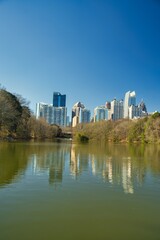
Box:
0 0 160 115
36 89 147 125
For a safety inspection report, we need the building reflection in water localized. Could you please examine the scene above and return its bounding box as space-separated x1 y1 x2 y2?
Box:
102 158 113 184
122 159 134 194
70 144 90 179
1 143 159 192
70 146 80 178
31 145 70 186
29 143 147 194
90 154 135 194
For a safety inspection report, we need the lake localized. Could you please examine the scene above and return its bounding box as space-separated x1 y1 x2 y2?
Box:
0 140 160 240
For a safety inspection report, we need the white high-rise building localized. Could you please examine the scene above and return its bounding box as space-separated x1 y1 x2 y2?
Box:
71 102 85 127
36 103 53 123
71 102 90 127
124 91 136 118
36 102 67 127
94 106 108 122
128 105 141 119
128 102 148 119
109 99 123 120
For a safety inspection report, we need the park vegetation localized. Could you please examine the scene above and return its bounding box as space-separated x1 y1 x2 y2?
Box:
1 88 160 143
73 112 160 143
0 88 60 140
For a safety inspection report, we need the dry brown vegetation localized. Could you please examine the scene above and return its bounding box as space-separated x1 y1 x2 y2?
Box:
73 112 160 143
0 89 60 140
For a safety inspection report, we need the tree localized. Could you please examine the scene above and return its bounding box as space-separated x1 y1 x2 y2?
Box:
16 106 31 138
0 89 22 137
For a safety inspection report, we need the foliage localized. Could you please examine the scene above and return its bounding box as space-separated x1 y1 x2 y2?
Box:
28 117 59 139
0 89 22 134
73 116 160 143
151 111 160 119
145 116 160 143
0 89 59 139
75 133 89 142
128 118 146 143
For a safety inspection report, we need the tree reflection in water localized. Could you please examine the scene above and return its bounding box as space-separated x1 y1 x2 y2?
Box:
0 141 160 194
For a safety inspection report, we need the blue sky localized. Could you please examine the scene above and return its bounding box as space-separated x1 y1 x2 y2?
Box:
0 0 160 117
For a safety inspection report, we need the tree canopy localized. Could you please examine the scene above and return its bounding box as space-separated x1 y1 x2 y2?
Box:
0 88 59 139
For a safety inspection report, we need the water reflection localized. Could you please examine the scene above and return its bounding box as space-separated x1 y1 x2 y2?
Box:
70 144 90 178
0 143 30 186
0 141 160 194
90 154 135 193
29 142 70 185
70 143 159 194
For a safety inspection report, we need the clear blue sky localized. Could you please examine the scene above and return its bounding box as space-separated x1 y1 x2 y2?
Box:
0 0 160 117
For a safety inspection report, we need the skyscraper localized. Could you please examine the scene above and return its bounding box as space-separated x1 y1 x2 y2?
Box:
128 101 148 119
128 105 141 119
109 99 123 120
81 108 91 123
139 101 147 113
124 91 136 118
94 106 108 122
53 92 66 107
36 102 67 127
71 102 86 127
36 102 53 123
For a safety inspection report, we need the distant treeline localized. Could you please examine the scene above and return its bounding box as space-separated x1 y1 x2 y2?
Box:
0 89 60 140
73 112 160 143
1 88 160 143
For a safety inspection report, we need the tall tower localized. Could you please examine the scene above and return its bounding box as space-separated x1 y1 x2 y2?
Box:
53 92 66 107
81 108 91 123
110 99 123 120
94 106 108 122
124 91 136 118
36 102 67 127
71 102 85 127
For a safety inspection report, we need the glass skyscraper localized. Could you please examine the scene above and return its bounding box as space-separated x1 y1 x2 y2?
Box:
53 92 66 107
94 106 108 122
81 108 91 123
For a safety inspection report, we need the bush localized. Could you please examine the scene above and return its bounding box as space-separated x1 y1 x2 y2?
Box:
75 133 89 142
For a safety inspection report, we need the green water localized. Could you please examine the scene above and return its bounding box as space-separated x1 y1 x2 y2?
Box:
0 140 160 240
